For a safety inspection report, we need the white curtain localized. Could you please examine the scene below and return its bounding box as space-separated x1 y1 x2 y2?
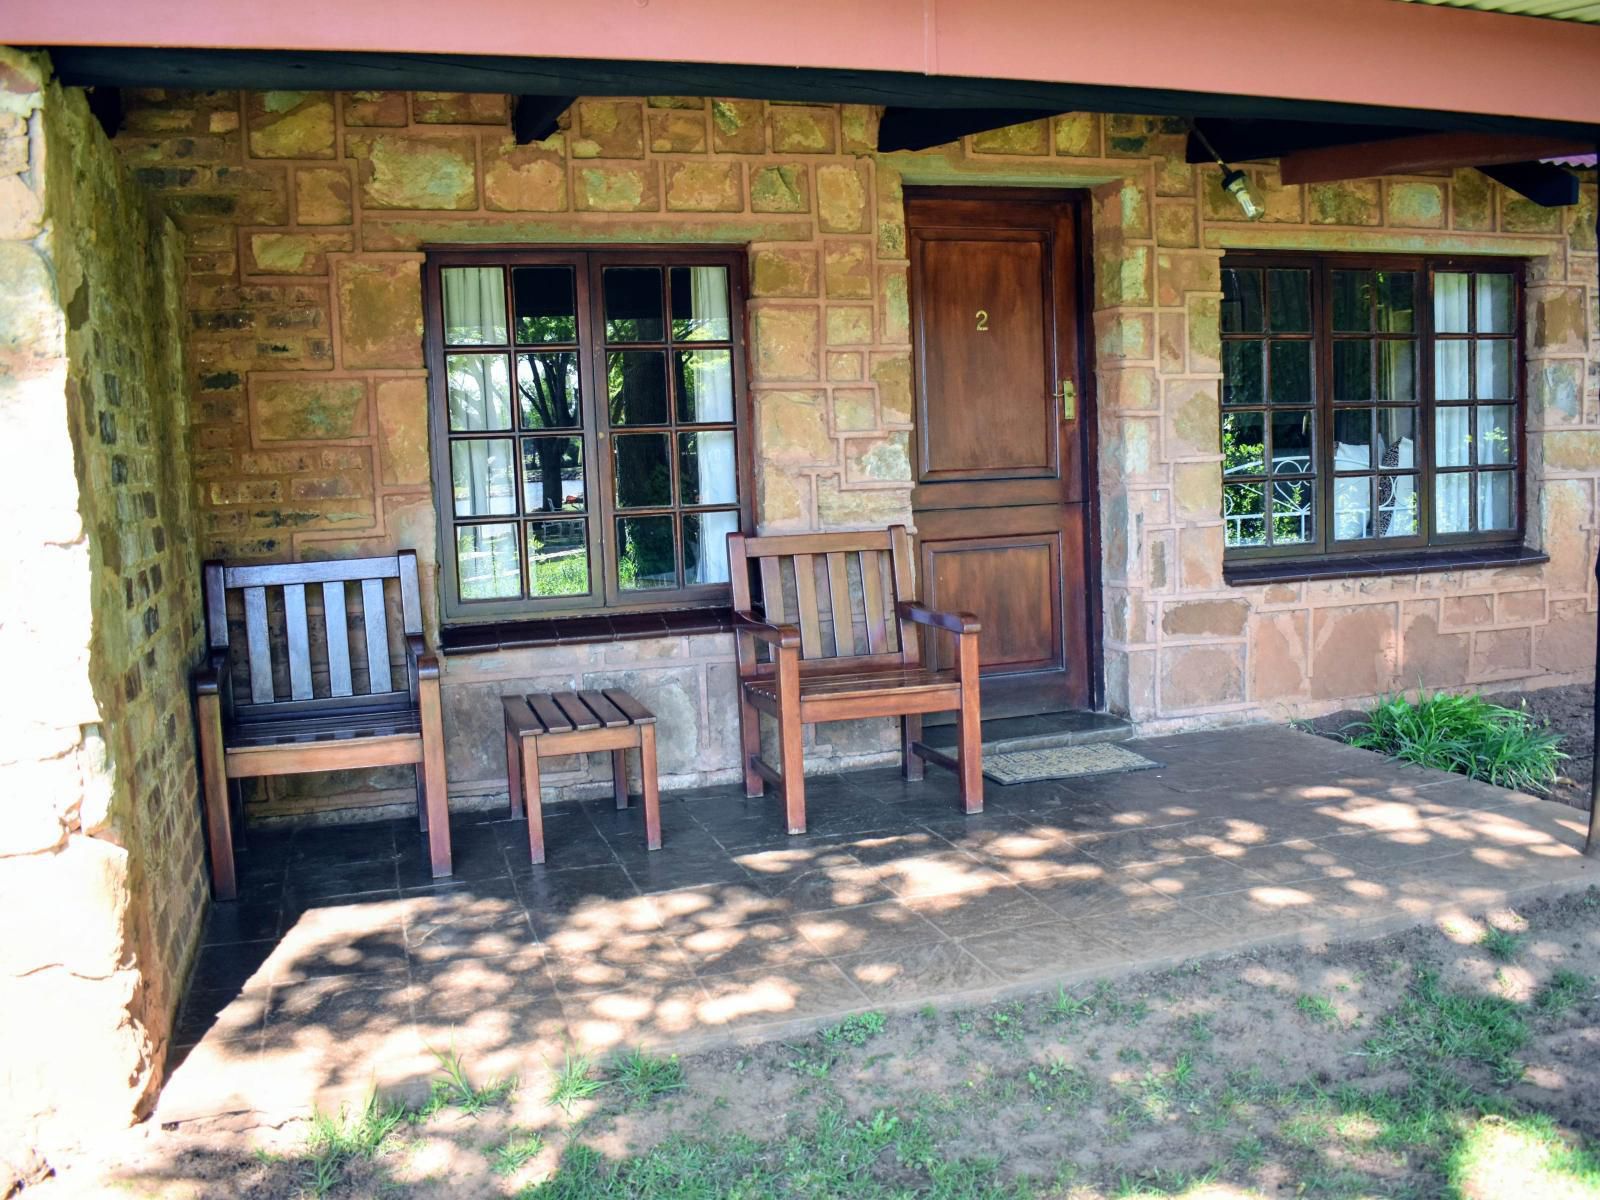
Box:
442 266 507 344
685 267 736 584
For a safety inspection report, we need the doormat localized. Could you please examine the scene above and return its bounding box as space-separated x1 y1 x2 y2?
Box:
982 744 1160 785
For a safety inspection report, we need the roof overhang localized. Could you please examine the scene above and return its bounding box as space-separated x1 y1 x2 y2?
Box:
6 0 1600 133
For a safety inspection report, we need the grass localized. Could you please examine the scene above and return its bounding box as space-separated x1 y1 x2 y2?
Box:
416 1044 516 1118
1295 993 1341 1025
491 1129 546 1177
548 1048 606 1113
610 1047 685 1107
1534 968 1594 1018
1479 926 1524 962
1365 967 1529 1085
301 1092 406 1197
1345 689 1566 793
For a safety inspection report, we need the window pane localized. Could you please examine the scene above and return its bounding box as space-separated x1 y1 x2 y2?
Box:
452 439 516 517
1436 473 1470 534
1221 410 1265 476
684 510 739 584
679 431 739 505
447 354 512 431
1269 341 1312 404
1476 274 1513 335
1331 270 1367 333
1376 407 1416 470
515 352 581 429
527 519 589 597
669 266 732 341
674 349 735 422
521 436 584 513
1332 409 1371 470
457 523 520 599
1477 406 1514 465
1332 341 1371 403
1434 272 1469 333
1267 269 1311 333
1435 341 1469 401
1475 340 1512 400
604 267 665 342
1222 340 1263 405
1221 268 1263 333
1478 471 1514 530
1377 271 1415 334
1223 481 1265 547
1333 477 1372 541
617 515 677 590
512 266 577 344
1435 407 1470 468
442 267 507 345
613 433 672 508
607 351 670 426
1270 410 1313 474
1376 475 1418 538
1378 342 1414 402
1271 480 1314 546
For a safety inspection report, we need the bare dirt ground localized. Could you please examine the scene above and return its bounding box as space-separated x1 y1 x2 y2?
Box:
1302 682 1595 813
31 888 1600 1199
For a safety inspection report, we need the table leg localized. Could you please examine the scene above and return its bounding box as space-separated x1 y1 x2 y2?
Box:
611 748 629 810
522 738 545 865
640 724 661 851
506 720 524 819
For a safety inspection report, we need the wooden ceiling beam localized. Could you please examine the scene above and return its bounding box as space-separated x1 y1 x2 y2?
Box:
1279 132 1592 184
878 107 1060 153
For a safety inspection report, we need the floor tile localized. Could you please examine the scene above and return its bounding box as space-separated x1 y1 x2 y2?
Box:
1133 852 1266 901
903 884 1058 941
791 900 947 958
1087 897 1234 958
694 959 867 1033
833 940 1001 1002
676 918 827 977
956 920 1124 983
1020 861 1166 917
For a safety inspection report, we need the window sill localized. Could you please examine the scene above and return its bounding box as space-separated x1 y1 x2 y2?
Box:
1223 545 1548 588
439 606 734 656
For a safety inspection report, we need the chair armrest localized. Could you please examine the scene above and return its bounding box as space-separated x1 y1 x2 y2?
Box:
898 602 981 636
406 634 440 681
733 611 802 652
192 649 230 696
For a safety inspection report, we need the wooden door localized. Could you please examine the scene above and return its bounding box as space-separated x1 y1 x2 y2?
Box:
907 189 1095 716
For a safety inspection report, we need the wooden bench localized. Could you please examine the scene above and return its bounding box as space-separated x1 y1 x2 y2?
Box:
502 689 660 864
727 525 983 834
192 551 450 900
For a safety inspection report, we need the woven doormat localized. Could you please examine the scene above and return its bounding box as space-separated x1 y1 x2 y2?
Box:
982 743 1160 785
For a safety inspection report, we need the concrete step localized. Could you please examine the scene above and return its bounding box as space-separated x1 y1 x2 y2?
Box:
921 710 1135 755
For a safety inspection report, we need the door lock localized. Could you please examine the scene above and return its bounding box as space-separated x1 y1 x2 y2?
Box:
1057 379 1077 422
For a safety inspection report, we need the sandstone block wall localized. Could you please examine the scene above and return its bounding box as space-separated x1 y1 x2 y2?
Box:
0 51 203 1161
106 89 1600 816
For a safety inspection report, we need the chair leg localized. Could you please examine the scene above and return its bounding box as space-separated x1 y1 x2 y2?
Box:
414 764 428 832
196 691 236 901
522 740 546 865
505 721 525 819
639 725 662 852
778 705 806 835
418 677 452 878
738 688 763 798
957 687 984 815
611 749 630 810
901 714 924 782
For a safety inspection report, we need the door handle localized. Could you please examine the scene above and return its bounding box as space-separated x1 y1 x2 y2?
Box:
1056 379 1077 422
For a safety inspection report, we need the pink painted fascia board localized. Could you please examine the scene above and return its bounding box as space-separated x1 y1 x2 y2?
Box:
5 0 1600 127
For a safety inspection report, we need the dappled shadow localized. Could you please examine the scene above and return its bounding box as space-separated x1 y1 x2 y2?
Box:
163 724 1594 1128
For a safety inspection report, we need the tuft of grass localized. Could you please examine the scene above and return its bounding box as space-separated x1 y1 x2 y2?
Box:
1534 968 1594 1019
610 1047 685 1107
1045 983 1091 1024
302 1091 405 1197
490 1128 545 1177
820 1010 887 1049
1295 993 1340 1026
419 1045 516 1118
1365 967 1528 1086
548 1048 606 1113
1479 926 1524 962
1345 689 1565 793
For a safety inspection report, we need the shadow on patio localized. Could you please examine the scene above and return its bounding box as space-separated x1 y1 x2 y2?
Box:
157 725 1595 1126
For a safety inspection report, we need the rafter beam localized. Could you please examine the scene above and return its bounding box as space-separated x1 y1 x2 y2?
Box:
511 94 573 145
1186 119 1416 166
1477 162 1580 208
1279 132 1592 185
879 107 1059 153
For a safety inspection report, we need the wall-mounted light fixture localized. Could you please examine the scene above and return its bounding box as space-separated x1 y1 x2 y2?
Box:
1191 123 1266 221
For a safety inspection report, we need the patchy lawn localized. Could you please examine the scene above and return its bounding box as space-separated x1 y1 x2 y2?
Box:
40 889 1600 1200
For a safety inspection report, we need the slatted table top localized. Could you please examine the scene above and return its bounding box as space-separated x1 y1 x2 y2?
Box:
502 688 656 737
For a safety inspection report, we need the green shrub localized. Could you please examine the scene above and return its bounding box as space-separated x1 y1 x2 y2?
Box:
1345 690 1565 794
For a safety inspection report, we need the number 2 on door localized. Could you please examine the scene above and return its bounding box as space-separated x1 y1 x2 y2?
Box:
974 309 989 332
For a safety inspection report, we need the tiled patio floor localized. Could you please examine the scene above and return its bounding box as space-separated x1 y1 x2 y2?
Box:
160 725 1595 1124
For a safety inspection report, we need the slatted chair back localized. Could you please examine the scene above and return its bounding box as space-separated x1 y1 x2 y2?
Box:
726 526 920 675
202 552 425 719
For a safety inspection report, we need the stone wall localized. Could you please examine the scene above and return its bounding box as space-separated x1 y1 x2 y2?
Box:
0 51 204 1167
107 88 1599 816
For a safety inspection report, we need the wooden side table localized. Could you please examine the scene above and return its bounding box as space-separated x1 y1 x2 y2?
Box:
501 688 661 864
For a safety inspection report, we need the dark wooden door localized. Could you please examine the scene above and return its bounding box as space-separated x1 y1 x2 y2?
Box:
907 189 1094 716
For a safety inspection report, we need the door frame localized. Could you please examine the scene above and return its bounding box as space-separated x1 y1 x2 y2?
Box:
903 184 1105 713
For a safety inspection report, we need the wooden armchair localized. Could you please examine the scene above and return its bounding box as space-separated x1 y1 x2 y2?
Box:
192 551 449 899
727 525 983 834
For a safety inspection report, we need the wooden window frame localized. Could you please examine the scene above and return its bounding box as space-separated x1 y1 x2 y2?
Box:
424 246 753 624
1220 250 1527 567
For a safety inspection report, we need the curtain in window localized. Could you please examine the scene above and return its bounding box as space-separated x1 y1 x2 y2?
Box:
685 267 736 584
442 267 507 344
